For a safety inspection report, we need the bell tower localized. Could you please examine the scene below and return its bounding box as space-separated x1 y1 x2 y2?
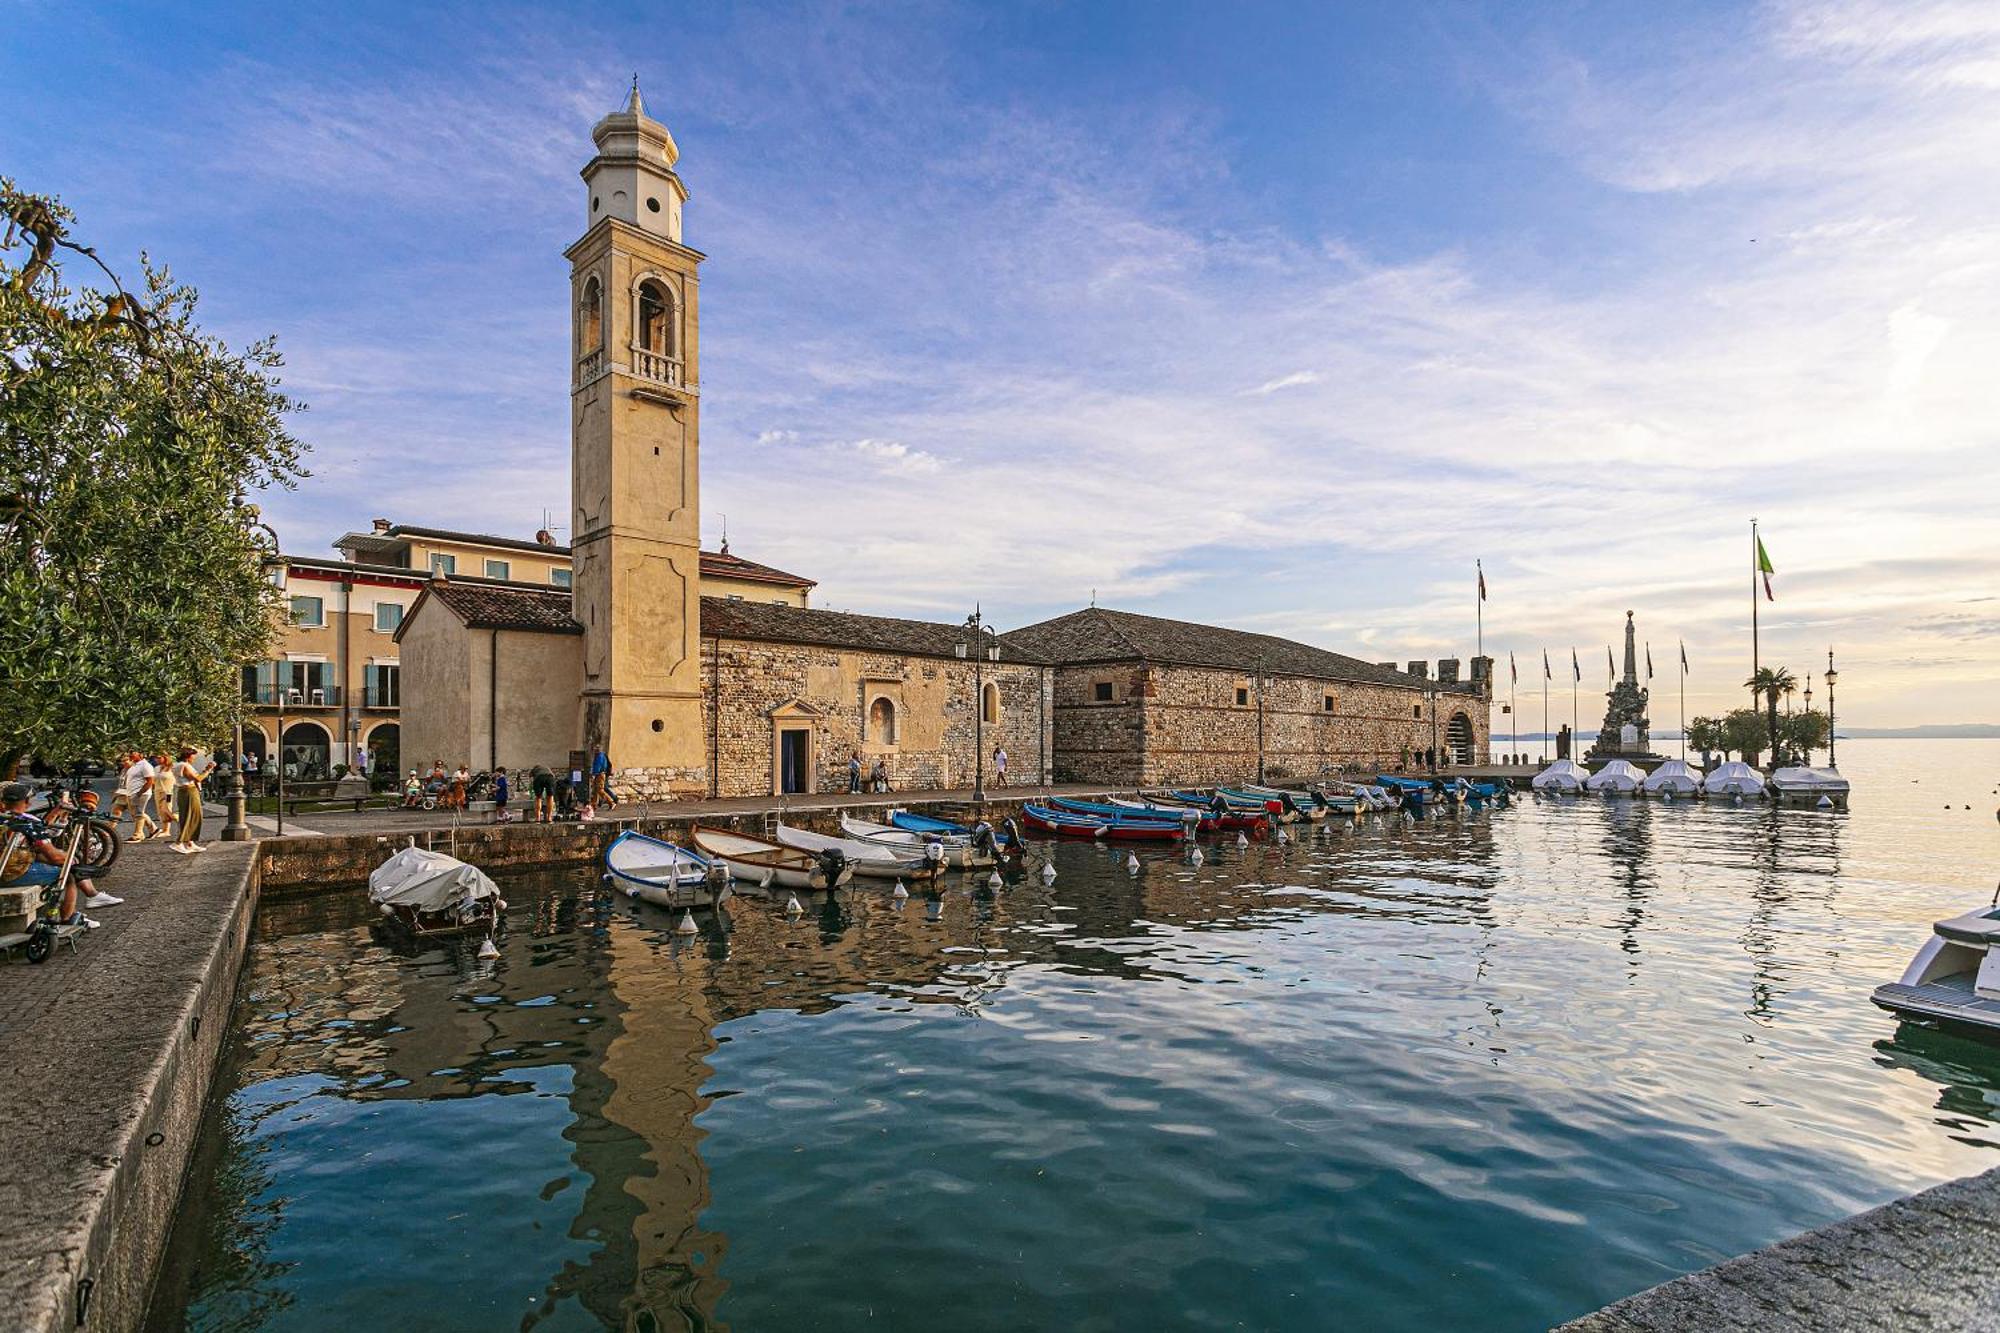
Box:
565 82 706 795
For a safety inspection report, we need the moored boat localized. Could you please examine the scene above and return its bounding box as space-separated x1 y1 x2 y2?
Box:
838 815 994 869
690 824 854 890
774 821 945 882
368 845 504 937
1874 898 2000 1033
1701 760 1766 799
1530 759 1587 794
1769 766 1850 810
1021 803 1185 842
1106 797 1272 834
1584 760 1644 795
603 831 730 909
1642 759 1702 799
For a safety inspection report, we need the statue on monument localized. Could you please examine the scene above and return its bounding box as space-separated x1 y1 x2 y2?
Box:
1586 611 1659 761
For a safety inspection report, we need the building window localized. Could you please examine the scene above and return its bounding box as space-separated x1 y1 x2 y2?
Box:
280 660 334 704
289 595 324 628
365 663 401 708
1235 686 1250 707
550 568 572 588
1323 694 1336 712
1413 704 1423 719
868 696 898 744
429 553 456 575
374 603 404 633
579 275 603 353
981 682 1000 726
1093 681 1115 703
484 558 511 581
637 279 675 356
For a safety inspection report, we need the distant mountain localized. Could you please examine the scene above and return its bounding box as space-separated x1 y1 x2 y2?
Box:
1836 724 2000 739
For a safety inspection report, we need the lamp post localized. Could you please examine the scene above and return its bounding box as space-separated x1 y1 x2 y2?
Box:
1802 677 1813 767
957 606 998 805
1824 650 1839 770
224 525 283 842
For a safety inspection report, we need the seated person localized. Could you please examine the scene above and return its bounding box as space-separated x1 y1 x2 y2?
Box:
0 781 116 927
402 770 423 807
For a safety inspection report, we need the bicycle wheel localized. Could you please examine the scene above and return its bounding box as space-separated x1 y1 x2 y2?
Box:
84 823 119 871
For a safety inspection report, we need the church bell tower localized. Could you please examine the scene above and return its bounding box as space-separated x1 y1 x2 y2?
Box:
565 82 706 795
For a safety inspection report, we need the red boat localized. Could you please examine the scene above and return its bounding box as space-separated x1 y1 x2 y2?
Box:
1021 803 1185 842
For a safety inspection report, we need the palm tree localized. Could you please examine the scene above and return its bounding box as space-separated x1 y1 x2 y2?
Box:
1745 666 1796 766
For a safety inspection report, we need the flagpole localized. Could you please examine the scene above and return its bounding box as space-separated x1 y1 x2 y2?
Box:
1542 653 1550 765
1751 517 1760 704
1476 559 1484 663
1679 640 1687 760
1509 656 1517 766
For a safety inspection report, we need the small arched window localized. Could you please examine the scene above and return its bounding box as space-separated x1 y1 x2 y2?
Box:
636 279 674 357
981 682 1000 726
868 696 898 745
579 276 603 354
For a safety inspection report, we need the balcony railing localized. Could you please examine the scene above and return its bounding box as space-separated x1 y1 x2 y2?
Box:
631 346 684 387
575 347 604 385
362 686 400 709
243 685 342 707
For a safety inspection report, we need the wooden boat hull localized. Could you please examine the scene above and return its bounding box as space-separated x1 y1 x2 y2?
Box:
1022 804 1184 842
773 823 944 882
690 824 855 890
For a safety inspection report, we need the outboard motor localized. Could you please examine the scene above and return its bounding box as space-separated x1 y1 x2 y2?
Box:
814 848 848 888
970 821 998 860
923 839 947 875
998 816 1023 855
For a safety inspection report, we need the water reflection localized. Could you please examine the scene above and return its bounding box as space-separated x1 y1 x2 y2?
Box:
153 742 2000 1333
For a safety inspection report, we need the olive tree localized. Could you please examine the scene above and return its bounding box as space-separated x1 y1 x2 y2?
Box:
1 182 306 774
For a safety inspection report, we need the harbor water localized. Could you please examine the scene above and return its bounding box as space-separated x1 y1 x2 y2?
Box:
149 740 2000 1331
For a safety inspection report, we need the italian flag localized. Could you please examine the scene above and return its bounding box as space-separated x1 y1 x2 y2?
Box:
1756 536 1776 601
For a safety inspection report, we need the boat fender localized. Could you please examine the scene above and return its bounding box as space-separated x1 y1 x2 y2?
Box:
892 880 910 900
478 936 500 959
1189 846 1204 866
676 911 699 935
785 894 803 915
1040 861 1058 884
1125 852 1141 874
1235 831 1249 849
987 869 1004 889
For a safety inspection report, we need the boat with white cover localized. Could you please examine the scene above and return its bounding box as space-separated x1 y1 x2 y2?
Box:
1531 759 1587 794
368 845 503 937
838 815 994 868
690 824 855 890
773 822 945 882
603 830 730 909
1701 760 1765 799
1874 897 2000 1033
1584 760 1644 795
1642 759 1702 799
1769 766 1850 809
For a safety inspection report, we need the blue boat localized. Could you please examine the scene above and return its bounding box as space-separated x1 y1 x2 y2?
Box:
1050 796 1200 826
1373 775 1432 809
889 810 973 837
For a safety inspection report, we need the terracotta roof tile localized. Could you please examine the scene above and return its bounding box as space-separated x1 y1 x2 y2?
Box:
698 598 1032 661
1002 607 1434 690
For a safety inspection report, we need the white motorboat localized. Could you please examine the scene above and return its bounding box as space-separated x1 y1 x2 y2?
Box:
1531 759 1587 794
1585 759 1644 795
1770 766 1850 810
1874 898 2000 1032
691 824 854 890
369 845 503 937
838 815 994 869
1701 760 1765 799
1643 759 1703 799
603 830 730 909
773 821 944 882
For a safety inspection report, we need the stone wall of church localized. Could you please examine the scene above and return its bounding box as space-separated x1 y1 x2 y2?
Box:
701 637 1052 797
1049 661 1490 786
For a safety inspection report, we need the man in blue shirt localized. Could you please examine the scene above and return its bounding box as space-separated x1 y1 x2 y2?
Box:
590 746 613 808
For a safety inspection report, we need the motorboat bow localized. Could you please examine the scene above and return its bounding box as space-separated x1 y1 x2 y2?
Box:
1770 766 1850 810
1874 897 2000 1033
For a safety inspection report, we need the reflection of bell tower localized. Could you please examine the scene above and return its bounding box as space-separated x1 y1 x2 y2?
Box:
566 81 706 795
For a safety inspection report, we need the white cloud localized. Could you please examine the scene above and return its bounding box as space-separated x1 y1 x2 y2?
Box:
1244 370 1321 396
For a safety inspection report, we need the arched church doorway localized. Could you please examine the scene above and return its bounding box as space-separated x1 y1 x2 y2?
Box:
1447 713 1476 766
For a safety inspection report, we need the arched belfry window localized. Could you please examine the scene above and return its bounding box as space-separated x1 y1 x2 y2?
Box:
636 279 675 358
578 276 603 355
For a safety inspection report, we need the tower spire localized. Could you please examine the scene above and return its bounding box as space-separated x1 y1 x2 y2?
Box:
628 73 643 116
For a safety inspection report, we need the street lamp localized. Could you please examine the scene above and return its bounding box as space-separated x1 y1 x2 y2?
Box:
1802 676 1813 766
224 523 283 842
1824 650 1839 769
955 606 999 805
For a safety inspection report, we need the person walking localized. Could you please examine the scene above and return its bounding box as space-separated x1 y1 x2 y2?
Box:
848 751 863 793
118 752 159 842
492 767 512 824
152 752 178 842
169 748 209 853
450 764 469 811
590 746 612 807
992 745 1008 788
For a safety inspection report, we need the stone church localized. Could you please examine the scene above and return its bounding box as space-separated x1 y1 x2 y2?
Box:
397 88 1489 798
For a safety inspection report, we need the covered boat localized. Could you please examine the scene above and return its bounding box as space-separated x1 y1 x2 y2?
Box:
1643 759 1702 799
774 822 945 882
690 824 854 890
1530 759 1587 794
1874 900 2000 1033
603 831 728 909
368 846 503 937
1585 760 1644 795
1770 766 1850 809
1702 760 1766 799
1021 803 1185 842
838 815 994 869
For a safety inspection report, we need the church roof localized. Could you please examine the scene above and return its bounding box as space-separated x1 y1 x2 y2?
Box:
334 523 815 588
699 598 1030 662
1001 606 1432 691
398 579 582 637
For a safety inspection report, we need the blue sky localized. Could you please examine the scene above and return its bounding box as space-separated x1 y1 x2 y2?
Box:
9 0 2000 726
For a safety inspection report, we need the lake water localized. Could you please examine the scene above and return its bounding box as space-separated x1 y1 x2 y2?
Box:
149 740 2000 1332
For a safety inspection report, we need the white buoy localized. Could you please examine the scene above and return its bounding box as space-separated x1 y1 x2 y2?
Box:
675 910 699 935
1276 828 1290 845
1817 794 1834 810
892 880 910 900
1126 852 1141 874
1235 831 1250 849
1732 792 1743 805
987 869 1004 889
1189 846 1204 866
1041 860 1058 884
477 935 500 959
785 894 803 915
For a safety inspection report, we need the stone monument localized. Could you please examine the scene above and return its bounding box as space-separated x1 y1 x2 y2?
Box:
1586 611 1663 763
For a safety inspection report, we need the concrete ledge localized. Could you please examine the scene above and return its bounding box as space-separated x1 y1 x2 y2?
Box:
1557 1165 2000 1331
0 843 259 1333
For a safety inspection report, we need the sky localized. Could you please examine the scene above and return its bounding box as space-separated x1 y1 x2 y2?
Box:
7 0 1999 729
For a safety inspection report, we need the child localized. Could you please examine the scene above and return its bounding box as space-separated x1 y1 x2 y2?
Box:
403 770 423 807
492 767 511 824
